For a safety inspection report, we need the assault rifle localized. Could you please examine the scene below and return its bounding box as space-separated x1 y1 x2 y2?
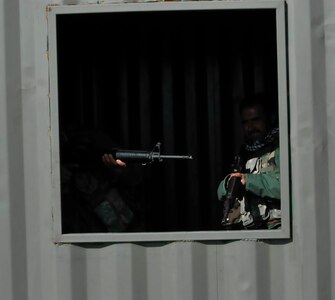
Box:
221 155 244 226
113 142 193 165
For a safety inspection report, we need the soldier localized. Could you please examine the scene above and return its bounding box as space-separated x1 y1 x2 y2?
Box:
217 97 281 229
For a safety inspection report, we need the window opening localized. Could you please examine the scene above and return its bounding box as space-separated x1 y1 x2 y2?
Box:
48 1 290 242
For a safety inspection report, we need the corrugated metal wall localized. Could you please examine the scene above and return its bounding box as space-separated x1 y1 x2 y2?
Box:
0 0 334 299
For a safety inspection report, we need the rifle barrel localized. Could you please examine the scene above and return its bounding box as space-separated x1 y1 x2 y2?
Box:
157 154 193 160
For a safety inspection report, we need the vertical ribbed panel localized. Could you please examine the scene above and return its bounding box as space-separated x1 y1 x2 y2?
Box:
55 241 305 300
0 0 14 298
56 243 220 300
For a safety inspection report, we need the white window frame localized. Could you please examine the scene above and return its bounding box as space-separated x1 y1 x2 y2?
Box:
48 0 290 243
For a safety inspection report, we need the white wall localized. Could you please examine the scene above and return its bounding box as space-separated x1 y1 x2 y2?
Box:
0 0 334 299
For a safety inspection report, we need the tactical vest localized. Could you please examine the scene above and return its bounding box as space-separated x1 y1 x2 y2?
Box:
227 149 281 230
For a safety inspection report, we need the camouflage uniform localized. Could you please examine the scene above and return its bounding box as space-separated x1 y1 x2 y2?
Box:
217 136 281 229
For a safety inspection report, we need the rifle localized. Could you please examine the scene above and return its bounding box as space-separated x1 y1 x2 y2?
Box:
113 142 193 165
221 155 244 226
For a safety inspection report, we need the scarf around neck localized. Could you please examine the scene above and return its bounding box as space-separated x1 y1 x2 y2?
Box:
244 127 279 152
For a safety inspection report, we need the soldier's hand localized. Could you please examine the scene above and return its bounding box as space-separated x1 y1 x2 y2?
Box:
102 153 126 167
229 172 246 185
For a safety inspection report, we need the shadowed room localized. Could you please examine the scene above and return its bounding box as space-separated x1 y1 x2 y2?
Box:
56 9 279 233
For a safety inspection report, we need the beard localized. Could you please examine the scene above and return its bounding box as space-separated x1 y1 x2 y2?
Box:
245 129 265 144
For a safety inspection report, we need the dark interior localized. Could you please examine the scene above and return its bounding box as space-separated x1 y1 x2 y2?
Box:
56 9 278 233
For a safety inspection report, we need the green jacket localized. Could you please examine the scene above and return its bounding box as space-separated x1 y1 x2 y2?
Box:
217 147 280 200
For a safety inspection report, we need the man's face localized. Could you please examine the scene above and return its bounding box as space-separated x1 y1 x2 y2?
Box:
241 104 268 143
